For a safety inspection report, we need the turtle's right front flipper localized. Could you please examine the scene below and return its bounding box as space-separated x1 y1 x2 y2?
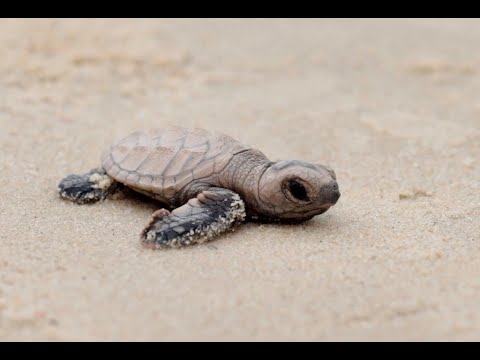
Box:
141 188 246 248
58 168 120 204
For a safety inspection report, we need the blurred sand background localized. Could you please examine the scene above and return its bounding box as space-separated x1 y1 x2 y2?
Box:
0 19 479 341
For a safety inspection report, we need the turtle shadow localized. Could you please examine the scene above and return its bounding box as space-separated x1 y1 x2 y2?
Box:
111 187 171 213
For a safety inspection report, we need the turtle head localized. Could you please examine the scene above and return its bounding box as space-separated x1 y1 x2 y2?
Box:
257 160 340 221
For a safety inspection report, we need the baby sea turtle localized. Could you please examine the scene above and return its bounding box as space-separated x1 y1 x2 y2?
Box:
58 126 340 248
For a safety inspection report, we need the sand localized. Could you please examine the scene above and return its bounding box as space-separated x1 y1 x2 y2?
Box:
1 19 479 341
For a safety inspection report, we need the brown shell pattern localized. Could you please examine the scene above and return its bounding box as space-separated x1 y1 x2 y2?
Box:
101 127 250 200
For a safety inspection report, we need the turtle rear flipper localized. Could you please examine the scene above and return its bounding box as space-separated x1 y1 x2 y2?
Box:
58 168 119 204
141 188 246 248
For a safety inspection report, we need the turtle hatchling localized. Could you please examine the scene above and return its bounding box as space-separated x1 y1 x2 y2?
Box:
58 126 341 248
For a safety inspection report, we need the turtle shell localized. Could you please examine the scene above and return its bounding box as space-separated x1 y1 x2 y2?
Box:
101 127 250 201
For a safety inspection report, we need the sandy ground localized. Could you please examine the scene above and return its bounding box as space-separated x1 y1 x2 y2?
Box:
0 19 479 341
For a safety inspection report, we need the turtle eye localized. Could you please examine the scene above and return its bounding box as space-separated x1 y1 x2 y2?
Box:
288 179 310 202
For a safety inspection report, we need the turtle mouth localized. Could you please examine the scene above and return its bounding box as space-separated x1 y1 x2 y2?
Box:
316 207 329 215
279 203 335 221
312 204 333 216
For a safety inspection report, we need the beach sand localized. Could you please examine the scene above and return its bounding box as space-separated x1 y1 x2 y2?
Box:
1 19 479 341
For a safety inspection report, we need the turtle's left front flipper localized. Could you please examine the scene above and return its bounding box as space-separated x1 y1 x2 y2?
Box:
58 168 120 204
141 188 246 248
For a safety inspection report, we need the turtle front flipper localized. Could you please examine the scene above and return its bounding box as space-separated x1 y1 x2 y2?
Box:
58 168 120 204
141 188 246 248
